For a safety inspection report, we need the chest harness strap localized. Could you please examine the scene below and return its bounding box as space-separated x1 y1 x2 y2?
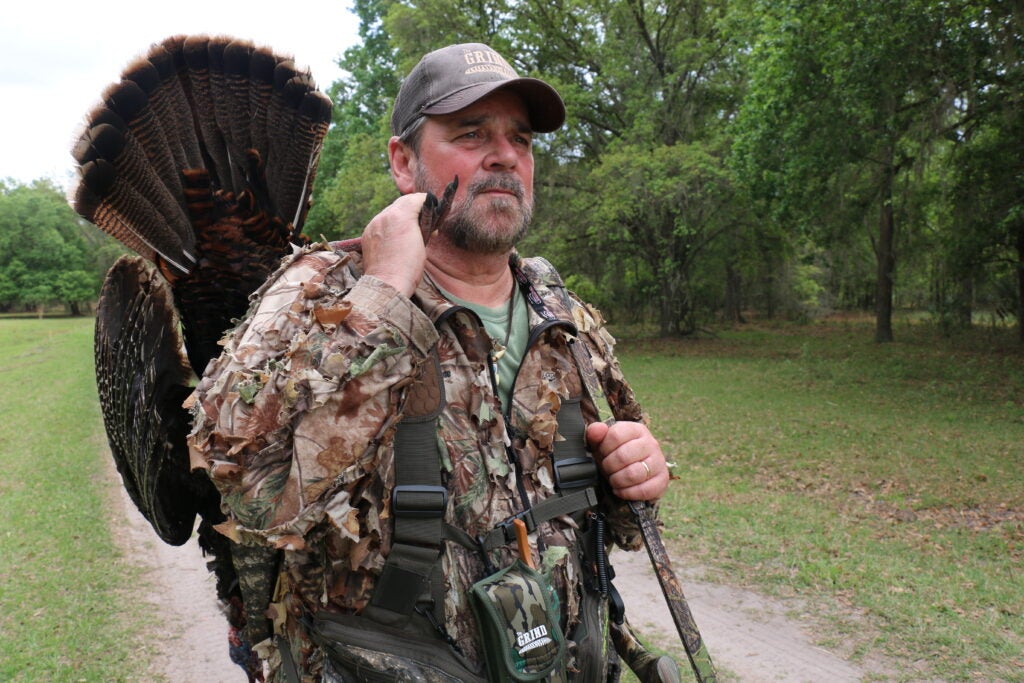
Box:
366 265 606 630
364 350 448 628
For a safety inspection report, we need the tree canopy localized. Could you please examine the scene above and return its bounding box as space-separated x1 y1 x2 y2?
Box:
0 180 120 315
3 0 1020 343
303 0 1022 342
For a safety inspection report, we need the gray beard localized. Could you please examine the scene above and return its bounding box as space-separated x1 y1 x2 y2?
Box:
414 166 533 254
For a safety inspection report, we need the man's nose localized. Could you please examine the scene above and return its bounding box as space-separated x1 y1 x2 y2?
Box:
483 136 520 170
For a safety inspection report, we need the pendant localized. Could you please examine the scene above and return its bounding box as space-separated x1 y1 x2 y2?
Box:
489 344 504 388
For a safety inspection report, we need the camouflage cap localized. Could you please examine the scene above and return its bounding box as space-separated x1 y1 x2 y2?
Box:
391 43 566 137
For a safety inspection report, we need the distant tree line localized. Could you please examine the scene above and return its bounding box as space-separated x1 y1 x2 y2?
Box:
0 179 121 316
3 0 1019 344
307 0 1022 342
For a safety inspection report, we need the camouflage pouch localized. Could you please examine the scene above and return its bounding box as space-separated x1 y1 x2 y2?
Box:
568 588 612 681
310 611 486 682
468 559 567 682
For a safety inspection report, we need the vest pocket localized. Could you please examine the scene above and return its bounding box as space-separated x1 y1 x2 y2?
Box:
468 559 568 682
310 611 485 682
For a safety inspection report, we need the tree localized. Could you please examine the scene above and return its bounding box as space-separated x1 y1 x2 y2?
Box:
942 1 1024 340
732 0 975 342
531 0 748 333
588 140 740 334
0 180 114 314
305 0 405 238
948 117 1024 339
315 131 400 239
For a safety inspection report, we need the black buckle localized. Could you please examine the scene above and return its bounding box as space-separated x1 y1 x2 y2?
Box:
496 510 533 543
391 485 448 519
553 456 598 491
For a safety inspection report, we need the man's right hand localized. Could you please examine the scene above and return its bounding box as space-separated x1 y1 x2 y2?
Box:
361 192 430 297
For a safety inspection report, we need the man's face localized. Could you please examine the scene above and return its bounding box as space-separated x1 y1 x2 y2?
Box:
411 90 535 254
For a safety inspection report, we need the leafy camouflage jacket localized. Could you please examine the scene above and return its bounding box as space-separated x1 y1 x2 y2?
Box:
187 242 656 680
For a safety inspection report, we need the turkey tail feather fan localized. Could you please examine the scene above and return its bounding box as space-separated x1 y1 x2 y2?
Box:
75 34 332 680
72 34 332 547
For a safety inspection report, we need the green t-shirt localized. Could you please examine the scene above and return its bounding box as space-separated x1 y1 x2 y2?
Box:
438 284 528 412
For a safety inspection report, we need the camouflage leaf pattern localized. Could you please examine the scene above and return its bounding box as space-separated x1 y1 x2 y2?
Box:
187 244 657 680
630 501 717 682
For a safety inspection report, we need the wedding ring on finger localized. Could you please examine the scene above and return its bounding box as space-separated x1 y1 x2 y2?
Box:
640 459 652 480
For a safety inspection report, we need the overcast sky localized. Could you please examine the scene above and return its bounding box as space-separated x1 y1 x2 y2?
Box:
0 0 361 189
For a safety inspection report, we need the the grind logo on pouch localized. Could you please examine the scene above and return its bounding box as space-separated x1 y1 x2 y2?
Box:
516 625 553 654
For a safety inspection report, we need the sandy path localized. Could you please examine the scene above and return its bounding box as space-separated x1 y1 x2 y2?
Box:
111 469 245 682
110 459 890 682
611 550 893 681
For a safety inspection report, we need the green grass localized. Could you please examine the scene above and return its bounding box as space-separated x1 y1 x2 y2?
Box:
2 315 1021 681
616 318 1024 681
0 317 150 682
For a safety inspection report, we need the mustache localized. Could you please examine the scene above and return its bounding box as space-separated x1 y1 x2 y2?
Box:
465 175 525 200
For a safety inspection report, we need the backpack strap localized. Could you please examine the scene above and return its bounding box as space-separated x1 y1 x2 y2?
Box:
442 486 599 555
364 348 448 628
515 257 628 674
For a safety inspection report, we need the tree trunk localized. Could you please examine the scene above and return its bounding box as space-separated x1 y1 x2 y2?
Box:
875 162 896 343
955 276 973 329
1017 225 1024 344
657 262 693 336
724 263 746 324
761 253 778 319
659 276 675 337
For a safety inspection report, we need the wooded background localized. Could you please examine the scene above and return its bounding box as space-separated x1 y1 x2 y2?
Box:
2 0 1021 344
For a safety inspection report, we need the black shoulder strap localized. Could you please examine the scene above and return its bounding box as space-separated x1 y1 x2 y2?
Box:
364 349 448 627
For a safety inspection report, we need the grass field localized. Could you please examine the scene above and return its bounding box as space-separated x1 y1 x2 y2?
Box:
617 318 1023 681
0 315 1021 681
0 317 152 681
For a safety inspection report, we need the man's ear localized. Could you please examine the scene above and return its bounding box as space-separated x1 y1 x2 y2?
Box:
389 137 416 195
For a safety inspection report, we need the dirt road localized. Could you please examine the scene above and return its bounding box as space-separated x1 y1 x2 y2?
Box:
114 482 242 682
112 465 892 682
612 550 895 681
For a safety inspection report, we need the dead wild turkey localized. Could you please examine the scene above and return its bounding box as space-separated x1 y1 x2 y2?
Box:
71 34 332 680
73 34 458 681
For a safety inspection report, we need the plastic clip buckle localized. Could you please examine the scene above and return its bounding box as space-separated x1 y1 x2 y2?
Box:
553 456 598 491
391 485 448 519
497 510 533 544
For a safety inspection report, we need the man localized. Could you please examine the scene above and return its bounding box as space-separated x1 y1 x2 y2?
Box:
188 43 670 682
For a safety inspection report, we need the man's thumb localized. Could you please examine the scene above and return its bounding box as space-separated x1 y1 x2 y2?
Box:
585 421 609 447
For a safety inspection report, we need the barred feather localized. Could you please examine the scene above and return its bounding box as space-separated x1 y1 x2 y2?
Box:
180 35 235 191
73 118 195 265
246 46 279 165
94 256 209 545
263 62 333 224
71 33 332 560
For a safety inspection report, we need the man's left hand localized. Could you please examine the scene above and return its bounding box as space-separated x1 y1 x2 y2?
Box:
585 421 669 501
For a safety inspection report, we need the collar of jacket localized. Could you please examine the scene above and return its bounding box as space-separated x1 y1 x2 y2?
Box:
412 252 577 333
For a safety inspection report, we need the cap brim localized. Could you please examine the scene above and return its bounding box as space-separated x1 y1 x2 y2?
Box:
422 78 566 133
